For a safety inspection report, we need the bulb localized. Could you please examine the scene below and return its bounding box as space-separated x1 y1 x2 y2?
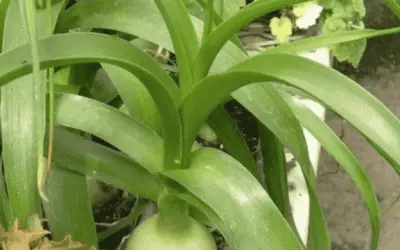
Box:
126 214 217 250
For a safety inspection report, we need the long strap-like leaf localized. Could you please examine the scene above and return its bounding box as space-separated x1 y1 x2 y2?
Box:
280 92 380 250
258 124 300 240
1 0 64 227
232 53 400 175
52 93 163 174
102 64 162 134
49 128 163 201
154 0 199 97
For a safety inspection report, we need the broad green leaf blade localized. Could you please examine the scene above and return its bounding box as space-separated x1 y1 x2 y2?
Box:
52 93 163 174
268 28 400 54
154 0 199 96
258 124 297 234
232 53 400 175
207 106 260 181
0 32 181 171
163 148 303 250
101 64 162 134
192 0 307 80
1 0 65 227
50 128 162 201
281 93 380 250
43 167 97 247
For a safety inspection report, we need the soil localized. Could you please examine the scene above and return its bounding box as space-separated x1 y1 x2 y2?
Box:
94 192 137 250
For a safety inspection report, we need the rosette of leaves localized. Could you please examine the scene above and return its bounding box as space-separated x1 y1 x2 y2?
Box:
1 0 400 250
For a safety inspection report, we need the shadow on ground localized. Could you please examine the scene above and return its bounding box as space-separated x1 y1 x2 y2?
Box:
317 1 400 250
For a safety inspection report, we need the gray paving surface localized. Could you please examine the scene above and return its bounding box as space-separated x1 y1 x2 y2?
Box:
317 1 400 249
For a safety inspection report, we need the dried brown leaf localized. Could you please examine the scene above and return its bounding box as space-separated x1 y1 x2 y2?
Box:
0 225 5 240
35 235 96 250
1 220 49 250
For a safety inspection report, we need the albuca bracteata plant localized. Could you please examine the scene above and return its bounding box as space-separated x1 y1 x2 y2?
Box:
0 0 399 249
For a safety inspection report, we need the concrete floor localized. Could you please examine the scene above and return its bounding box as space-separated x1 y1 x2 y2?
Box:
317 1 400 249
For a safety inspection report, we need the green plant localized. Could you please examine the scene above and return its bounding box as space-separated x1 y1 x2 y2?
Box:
265 0 368 67
0 0 399 249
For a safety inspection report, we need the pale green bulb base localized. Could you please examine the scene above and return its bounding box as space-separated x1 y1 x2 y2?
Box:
126 214 217 250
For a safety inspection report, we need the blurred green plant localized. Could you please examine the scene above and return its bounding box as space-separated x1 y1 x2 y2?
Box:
263 0 368 67
385 0 400 19
0 0 399 249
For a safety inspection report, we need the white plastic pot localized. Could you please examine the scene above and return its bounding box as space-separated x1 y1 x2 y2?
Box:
288 47 330 244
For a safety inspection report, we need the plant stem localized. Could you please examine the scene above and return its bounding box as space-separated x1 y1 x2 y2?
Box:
157 194 190 233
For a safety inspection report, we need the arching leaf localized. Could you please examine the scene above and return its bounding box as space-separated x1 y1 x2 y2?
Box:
232 53 400 174
49 128 163 200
